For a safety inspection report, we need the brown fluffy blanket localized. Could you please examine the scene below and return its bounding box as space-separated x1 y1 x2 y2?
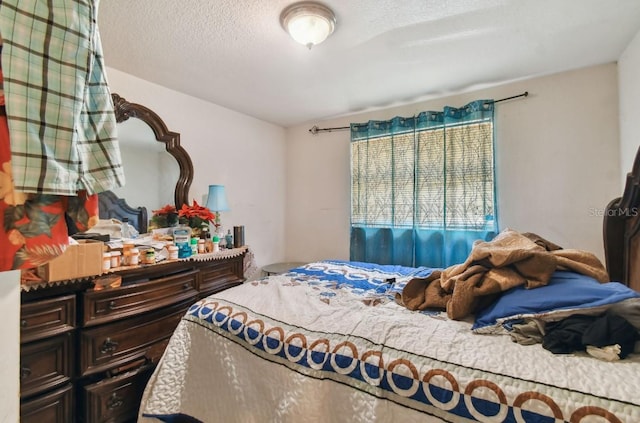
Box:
397 229 610 320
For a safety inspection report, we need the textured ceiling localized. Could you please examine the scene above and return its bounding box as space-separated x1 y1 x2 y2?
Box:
99 0 640 127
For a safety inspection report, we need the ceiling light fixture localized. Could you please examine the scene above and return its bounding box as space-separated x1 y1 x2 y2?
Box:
280 1 336 49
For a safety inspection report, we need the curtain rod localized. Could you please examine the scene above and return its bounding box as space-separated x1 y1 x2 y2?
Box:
308 91 529 135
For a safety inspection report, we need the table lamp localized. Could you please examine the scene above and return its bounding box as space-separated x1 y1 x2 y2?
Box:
206 184 230 233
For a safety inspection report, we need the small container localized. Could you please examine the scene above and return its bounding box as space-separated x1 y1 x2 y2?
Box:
190 237 199 256
173 226 192 258
168 245 179 260
129 248 140 266
212 235 220 253
225 230 233 250
122 240 135 265
233 226 244 248
110 251 122 268
121 217 131 239
203 231 212 253
102 252 112 272
178 243 192 258
144 248 155 264
197 239 205 254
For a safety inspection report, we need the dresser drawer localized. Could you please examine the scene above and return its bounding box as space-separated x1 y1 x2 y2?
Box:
83 364 154 423
197 255 244 297
20 384 73 423
21 294 75 343
20 333 74 399
80 300 191 376
83 269 198 326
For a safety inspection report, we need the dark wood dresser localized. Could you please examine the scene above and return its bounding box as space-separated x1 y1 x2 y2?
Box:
19 251 246 423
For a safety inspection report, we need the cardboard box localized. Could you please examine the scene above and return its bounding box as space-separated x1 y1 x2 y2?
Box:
37 240 104 282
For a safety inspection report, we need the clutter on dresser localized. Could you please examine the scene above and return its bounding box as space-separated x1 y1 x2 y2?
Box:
22 219 251 289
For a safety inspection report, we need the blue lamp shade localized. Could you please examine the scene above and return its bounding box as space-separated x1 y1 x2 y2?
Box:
206 185 230 212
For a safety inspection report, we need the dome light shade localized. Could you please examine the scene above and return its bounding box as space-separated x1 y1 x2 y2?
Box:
280 2 336 49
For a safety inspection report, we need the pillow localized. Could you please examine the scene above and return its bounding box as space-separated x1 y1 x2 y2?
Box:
472 271 640 333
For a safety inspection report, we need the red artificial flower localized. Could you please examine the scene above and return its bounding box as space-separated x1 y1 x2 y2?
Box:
152 204 178 216
178 200 215 223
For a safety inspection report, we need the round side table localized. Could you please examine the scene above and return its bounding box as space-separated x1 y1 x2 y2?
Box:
262 262 306 276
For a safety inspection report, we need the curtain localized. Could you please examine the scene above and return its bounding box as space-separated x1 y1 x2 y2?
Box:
350 100 497 268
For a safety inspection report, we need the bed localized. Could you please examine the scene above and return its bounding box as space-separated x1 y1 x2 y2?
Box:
97 190 148 234
138 149 640 423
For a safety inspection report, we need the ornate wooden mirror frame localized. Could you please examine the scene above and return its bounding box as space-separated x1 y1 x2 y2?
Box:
111 93 193 208
96 94 194 234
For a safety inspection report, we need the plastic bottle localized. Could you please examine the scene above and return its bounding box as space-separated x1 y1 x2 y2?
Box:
110 251 122 268
190 237 199 256
212 235 220 252
121 217 131 239
173 226 192 258
168 245 179 260
122 240 135 265
102 252 112 272
203 231 213 253
225 230 233 250
143 248 155 264
129 248 140 265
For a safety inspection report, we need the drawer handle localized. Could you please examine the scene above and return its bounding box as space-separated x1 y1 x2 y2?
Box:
20 320 27 328
20 366 31 379
100 337 119 354
183 283 190 289
108 300 116 310
107 393 124 410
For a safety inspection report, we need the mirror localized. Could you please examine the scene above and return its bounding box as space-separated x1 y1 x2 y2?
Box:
97 94 194 233
112 117 178 211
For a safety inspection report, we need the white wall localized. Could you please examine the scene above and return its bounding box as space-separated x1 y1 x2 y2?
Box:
0 271 20 423
619 28 640 188
285 64 621 263
107 68 287 269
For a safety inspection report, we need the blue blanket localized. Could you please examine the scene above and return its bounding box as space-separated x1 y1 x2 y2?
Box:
287 259 435 295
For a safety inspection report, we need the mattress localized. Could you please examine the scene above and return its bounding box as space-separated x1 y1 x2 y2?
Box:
138 260 640 422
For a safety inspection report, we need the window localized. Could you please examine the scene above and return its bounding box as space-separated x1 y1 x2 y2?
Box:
350 100 497 268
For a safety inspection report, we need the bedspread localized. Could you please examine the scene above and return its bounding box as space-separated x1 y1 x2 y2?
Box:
139 261 640 423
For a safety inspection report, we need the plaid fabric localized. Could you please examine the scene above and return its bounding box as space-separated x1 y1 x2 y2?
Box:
1 57 100 271
0 0 125 195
